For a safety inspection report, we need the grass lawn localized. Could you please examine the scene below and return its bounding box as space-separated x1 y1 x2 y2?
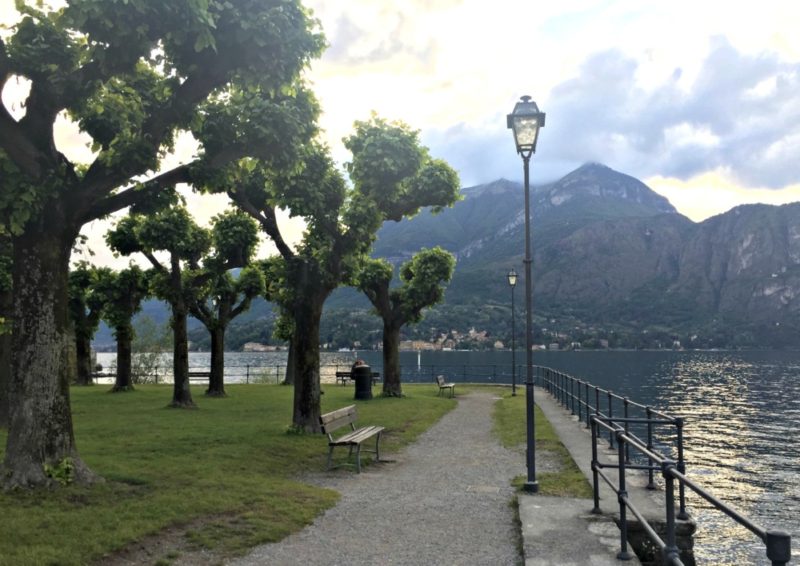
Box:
0 383 456 566
492 389 593 498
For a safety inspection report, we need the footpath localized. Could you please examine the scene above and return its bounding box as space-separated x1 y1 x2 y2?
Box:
228 390 637 566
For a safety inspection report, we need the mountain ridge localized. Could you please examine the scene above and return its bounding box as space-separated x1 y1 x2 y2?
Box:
96 163 800 350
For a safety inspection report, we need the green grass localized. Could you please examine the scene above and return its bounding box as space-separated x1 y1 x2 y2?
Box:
0 383 456 566
492 391 593 498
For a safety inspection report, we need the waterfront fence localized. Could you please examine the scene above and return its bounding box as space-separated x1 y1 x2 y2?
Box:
538 365 792 566
92 362 532 385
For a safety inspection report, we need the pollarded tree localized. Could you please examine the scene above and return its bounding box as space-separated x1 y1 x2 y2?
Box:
0 1 323 487
93 265 149 392
189 210 264 397
357 247 456 397
68 262 105 386
106 206 211 408
222 116 460 431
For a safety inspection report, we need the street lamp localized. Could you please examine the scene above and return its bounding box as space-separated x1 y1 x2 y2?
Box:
507 268 518 396
507 95 545 493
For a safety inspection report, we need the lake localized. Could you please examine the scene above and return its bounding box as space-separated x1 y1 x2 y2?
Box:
97 349 798 563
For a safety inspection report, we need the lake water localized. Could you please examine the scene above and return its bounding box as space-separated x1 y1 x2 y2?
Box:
97 349 798 563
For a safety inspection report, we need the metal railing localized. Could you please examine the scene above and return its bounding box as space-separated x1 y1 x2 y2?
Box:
538 365 792 566
92 362 532 385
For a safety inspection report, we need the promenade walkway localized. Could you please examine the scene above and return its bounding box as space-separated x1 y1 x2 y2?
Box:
229 392 520 565
228 391 632 566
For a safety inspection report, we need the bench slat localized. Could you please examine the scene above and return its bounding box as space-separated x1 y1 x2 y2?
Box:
320 405 358 434
331 425 384 445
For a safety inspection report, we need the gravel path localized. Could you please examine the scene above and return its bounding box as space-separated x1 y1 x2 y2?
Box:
228 392 525 566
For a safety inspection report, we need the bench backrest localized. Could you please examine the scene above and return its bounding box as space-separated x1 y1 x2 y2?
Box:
436 375 447 386
320 405 358 435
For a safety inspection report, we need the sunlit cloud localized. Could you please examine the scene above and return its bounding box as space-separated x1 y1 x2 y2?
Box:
647 170 800 223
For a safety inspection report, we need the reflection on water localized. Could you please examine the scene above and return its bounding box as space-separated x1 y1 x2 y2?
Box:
96 348 798 562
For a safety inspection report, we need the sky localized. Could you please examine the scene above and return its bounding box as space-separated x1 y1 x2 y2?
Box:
3 0 800 266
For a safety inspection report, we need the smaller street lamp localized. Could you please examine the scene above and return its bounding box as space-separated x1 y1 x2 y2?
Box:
507 268 518 396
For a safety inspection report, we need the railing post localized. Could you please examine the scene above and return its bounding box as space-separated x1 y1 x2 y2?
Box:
594 386 600 426
585 382 591 428
765 530 792 566
607 390 615 449
616 428 633 561
675 417 689 520
646 406 656 489
590 416 601 514
662 460 681 565
570 376 576 415
155 366 159 384
246 364 250 384
577 380 583 422
623 397 631 464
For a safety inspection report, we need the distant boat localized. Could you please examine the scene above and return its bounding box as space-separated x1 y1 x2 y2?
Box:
338 348 352 352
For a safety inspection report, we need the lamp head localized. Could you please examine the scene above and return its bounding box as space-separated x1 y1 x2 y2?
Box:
507 95 545 157
507 268 518 287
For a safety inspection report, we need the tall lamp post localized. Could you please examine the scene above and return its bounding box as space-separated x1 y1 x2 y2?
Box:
507 95 545 493
507 268 518 396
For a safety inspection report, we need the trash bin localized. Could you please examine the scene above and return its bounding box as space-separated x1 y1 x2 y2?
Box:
352 363 373 400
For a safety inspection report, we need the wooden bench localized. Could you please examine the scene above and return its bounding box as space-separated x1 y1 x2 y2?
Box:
335 371 381 385
436 375 455 397
319 405 384 473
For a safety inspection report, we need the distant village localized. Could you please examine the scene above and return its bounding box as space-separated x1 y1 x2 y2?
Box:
241 326 687 353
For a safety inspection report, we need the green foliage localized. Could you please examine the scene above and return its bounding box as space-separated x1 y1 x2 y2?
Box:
94 265 149 339
43 458 74 487
0 384 452 564
358 247 456 327
130 316 172 383
68 262 106 341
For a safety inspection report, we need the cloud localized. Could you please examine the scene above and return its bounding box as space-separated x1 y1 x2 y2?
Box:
422 37 800 195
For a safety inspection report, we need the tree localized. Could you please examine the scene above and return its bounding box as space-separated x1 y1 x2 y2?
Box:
0 1 322 487
357 247 455 396
94 266 149 392
68 262 105 386
106 206 210 408
225 117 460 431
189 210 263 397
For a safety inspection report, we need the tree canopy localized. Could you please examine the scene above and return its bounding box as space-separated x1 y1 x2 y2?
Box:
357 247 456 396
1 0 324 487
219 116 461 430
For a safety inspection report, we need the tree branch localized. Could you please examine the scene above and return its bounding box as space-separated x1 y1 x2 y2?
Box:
142 251 166 274
229 190 294 260
79 163 192 224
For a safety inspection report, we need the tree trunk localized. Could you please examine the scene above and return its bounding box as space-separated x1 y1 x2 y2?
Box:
0 327 9 429
74 332 93 386
0 286 11 428
3 229 98 487
170 302 194 408
283 339 295 385
290 294 325 432
112 325 134 392
382 321 403 397
206 326 226 397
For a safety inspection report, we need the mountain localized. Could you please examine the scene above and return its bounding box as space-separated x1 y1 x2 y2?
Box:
357 162 800 347
95 163 800 350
